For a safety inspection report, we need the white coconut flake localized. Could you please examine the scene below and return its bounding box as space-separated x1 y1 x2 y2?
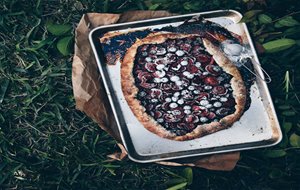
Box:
200 117 208 122
174 92 180 97
200 99 209 106
184 110 191 114
142 52 148 57
170 102 178 108
161 77 168 83
150 48 157 54
157 118 164 123
168 47 177 52
195 62 201 68
183 71 190 76
180 60 188 66
156 48 166 55
172 96 178 102
220 97 228 102
155 70 166 78
183 105 191 110
204 85 212 90
187 74 194 79
163 65 169 71
217 76 225 82
139 91 146 97
172 110 181 116
171 64 181 71
165 97 172 102
175 81 183 86
153 78 161 83
156 64 165 70
205 104 213 109
145 57 152 62
213 66 221 72
193 90 200 94
175 50 184 56
188 86 195 91
170 75 180 82
213 102 222 108
177 99 184 105
181 90 189 95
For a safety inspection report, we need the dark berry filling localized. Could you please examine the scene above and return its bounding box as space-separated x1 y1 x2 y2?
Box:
132 36 236 136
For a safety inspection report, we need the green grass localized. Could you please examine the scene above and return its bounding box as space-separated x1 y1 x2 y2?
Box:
1 0 300 189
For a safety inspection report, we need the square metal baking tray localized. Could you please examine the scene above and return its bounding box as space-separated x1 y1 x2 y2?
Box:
89 10 282 163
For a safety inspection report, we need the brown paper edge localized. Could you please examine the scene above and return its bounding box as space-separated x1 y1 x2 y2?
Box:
72 11 240 171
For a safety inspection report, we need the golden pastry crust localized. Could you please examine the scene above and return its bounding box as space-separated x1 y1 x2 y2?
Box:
121 33 247 141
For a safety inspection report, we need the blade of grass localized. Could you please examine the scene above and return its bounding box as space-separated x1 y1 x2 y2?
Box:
284 71 290 100
0 78 9 104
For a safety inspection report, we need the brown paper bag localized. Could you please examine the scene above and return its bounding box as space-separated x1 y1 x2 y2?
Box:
72 11 240 171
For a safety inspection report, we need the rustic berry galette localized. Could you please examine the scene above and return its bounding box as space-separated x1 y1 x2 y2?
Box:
100 20 249 141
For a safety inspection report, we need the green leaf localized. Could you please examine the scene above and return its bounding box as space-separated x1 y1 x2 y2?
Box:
181 168 193 185
269 168 283 179
148 3 160 10
279 132 289 148
289 133 300 147
283 122 293 133
167 182 188 190
258 14 272 24
136 0 145 10
46 22 72 36
282 110 296 116
279 122 293 148
264 149 287 158
103 0 109 12
278 104 291 110
277 16 299 27
56 36 73 56
183 2 198 11
165 178 187 186
274 22 284 28
263 39 296 53
284 26 300 37
297 124 300 133
239 10 262 23
30 37 55 51
165 170 185 179
0 78 9 104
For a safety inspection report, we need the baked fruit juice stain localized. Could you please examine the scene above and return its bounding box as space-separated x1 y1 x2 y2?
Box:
132 36 236 136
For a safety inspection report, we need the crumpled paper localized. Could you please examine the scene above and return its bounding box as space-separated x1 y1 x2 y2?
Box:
72 10 240 171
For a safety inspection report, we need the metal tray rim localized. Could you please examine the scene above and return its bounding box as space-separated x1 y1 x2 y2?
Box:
89 9 242 35
88 9 282 163
128 140 282 163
